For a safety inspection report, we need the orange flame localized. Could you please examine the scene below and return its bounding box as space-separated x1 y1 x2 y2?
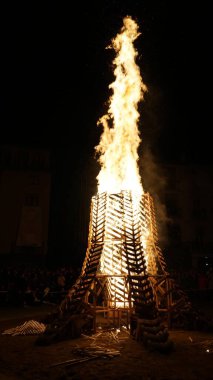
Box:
95 16 147 195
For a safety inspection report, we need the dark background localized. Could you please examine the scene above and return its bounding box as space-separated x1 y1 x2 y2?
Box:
1 1 212 265
1 1 212 161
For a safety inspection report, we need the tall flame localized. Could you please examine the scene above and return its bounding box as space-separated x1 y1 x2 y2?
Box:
95 16 147 195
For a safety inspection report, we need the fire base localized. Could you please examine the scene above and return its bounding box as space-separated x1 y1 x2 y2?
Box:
69 191 187 339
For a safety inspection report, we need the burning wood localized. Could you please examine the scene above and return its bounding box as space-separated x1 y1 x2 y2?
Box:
35 17 189 353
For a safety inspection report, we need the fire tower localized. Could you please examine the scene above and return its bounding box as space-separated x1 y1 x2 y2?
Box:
69 191 185 334
60 17 188 351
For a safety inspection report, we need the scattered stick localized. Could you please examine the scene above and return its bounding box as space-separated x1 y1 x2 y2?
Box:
49 346 120 368
49 355 98 368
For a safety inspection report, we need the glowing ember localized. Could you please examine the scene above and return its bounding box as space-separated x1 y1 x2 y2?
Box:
95 16 147 195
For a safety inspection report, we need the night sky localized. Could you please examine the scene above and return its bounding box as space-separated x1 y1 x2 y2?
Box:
1 1 212 263
1 1 212 163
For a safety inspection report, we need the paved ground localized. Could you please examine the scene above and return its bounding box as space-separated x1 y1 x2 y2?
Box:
0 301 213 380
0 303 56 323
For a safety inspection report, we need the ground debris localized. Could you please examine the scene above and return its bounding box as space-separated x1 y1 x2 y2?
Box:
49 344 120 368
48 328 125 368
189 338 213 353
73 346 120 358
2 320 46 336
87 327 129 346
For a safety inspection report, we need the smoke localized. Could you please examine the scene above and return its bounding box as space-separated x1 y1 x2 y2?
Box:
140 146 170 246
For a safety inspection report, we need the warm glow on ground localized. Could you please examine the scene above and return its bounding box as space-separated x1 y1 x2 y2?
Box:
95 16 147 195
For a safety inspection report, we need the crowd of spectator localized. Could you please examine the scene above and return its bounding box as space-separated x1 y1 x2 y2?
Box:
1 265 213 308
0 265 81 307
170 268 213 301
170 268 213 290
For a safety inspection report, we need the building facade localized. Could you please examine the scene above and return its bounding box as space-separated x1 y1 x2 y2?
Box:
162 163 213 272
0 145 51 265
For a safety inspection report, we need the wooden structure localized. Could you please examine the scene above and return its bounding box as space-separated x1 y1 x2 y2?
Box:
68 190 186 332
